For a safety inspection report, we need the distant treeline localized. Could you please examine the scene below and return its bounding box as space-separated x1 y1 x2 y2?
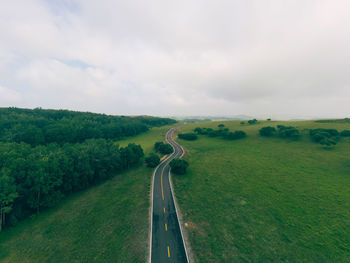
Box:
259 125 350 147
0 107 176 146
191 125 246 140
183 118 212 123
0 108 176 230
314 118 350 123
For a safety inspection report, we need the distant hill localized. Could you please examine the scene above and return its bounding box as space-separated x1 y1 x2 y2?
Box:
171 115 253 121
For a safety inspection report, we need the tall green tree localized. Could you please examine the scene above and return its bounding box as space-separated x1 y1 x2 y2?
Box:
0 172 18 231
259 126 276 137
170 159 189 175
145 153 160 168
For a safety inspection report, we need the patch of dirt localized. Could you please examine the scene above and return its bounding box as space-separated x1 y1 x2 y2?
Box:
185 221 208 238
240 200 247 205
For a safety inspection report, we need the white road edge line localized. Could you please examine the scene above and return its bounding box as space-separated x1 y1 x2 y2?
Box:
166 128 191 263
149 128 176 263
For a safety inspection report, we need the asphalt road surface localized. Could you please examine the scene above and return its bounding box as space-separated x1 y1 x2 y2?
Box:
150 127 189 263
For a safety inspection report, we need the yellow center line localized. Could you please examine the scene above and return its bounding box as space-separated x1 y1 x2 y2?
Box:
165 223 167 231
167 246 170 258
164 207 166 214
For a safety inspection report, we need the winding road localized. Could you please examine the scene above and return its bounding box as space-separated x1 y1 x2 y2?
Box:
150 127 189 263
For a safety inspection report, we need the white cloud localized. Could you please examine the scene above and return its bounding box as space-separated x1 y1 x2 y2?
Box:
0 86 21 104
0 0 349 118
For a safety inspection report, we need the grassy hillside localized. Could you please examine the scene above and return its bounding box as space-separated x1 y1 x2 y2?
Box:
174 120 350 262
0 126 171 263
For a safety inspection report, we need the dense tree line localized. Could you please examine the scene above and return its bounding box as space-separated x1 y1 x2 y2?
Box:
145 153 160 168
259 125 300 139
154 142 173 154
170 159 189 175
259 126 276 137
341 130 350 137
277 125 300 139
259 125 350 148
146 141 175 168
178 133 198 140
309 129 340 147
0 107 176 146
0 108 176 230
193 127 246 140
0 140 144 230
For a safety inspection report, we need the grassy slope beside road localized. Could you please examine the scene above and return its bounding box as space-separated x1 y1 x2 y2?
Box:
0 126 171 263
173 120 350 262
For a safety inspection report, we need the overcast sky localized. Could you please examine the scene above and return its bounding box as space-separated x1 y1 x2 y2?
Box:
1 0 349 118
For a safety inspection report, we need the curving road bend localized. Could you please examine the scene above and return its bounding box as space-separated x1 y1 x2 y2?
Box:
150 127 189 263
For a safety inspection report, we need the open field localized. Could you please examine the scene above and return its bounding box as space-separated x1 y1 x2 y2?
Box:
174 120 350 262
118 124 175 154
0 126 170 263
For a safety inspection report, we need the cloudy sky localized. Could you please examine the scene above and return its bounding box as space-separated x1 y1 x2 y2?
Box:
1 0 350 118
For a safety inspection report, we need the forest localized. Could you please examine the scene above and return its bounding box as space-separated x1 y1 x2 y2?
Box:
0 108 176 230
0 107 175 146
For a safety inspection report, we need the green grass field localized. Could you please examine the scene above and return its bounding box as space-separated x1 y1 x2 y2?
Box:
174 120 350 262
0 126 170 263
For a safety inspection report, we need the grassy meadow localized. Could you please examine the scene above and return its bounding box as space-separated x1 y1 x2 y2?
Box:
174 120 350 262
0 126 171 263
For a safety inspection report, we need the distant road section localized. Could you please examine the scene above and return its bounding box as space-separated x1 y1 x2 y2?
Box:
150 127 189 263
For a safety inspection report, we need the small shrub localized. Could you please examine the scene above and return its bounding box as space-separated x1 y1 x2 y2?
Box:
193 127 204 134
170 158 189 175
309 128 339 148
178 133 198 140
340 130 350 137
145 153 160 168
259 126 276 137
159 144 173 154
320 137 337 148
207 128 229 137
154 141 163 152
310 128 339 137
225 130 247 140
154 142 173 154
311 131 332 142
208 130 220 137
248 119 258 125
278 126 300 139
